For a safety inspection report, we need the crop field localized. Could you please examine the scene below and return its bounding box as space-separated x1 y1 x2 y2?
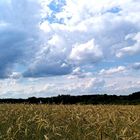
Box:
0 104 140 140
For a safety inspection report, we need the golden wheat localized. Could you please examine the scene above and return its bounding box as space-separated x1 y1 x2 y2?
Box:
0 104 140 140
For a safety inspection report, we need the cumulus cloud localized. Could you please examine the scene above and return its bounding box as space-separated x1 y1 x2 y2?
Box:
0 0 140 79
69 39 103 65
0 0 42 78
99 66 126 75
23 61 72 77
116 32 140 57
9 72 22 79
132 62 140 70
0 78 55 98
85 78 105 91
23 33 72 77
1 0 139 78
68 67 93 79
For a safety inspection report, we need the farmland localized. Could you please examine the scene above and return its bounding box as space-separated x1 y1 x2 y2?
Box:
0 104 140 140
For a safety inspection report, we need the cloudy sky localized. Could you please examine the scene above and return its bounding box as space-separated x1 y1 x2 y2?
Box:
0 0 140 98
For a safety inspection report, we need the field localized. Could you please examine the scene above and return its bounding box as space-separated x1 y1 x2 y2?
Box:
0 104 140 140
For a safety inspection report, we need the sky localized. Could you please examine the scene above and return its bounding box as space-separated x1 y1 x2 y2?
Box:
0 0 140 98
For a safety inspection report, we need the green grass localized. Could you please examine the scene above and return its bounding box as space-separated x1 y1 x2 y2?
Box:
0 104 140 140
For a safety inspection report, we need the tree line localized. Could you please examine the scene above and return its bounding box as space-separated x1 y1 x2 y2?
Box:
0 91 140 104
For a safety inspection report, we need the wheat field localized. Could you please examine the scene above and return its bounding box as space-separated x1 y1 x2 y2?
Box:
0 104 140 140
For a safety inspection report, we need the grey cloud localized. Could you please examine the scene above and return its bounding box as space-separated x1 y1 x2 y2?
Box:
23 61 72 77
0 0 42 78
132 63 140 70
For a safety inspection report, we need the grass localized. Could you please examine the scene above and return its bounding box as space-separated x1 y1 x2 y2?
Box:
0 104 140 140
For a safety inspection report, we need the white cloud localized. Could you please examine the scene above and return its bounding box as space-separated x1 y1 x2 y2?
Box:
99 66 126 75
69 39 103 65
70 67 93 78
9 72 22 79
0 78 55 98
116 32 140 57
85 78 105 90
